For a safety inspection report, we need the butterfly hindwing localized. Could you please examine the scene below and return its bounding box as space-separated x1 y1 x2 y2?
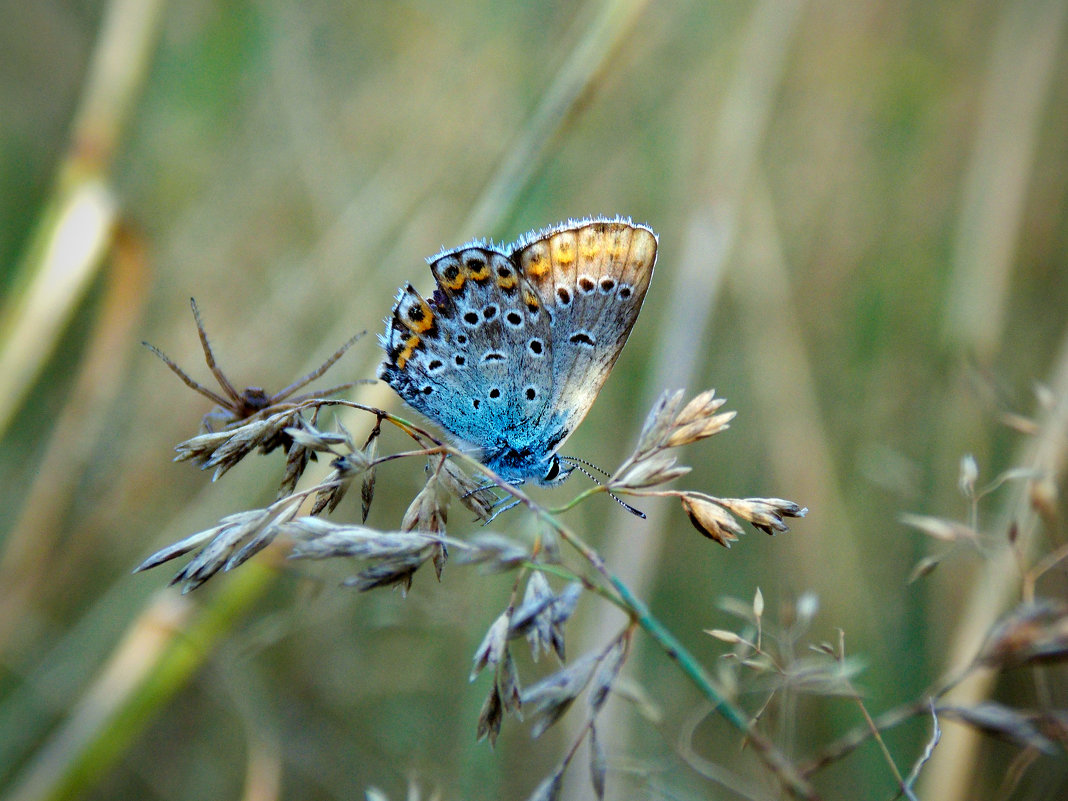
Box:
380 245 559 474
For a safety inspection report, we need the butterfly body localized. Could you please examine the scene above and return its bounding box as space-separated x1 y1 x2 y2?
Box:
379 217 657 484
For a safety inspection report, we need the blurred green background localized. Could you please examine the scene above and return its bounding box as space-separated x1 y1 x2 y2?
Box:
1 0 1067 799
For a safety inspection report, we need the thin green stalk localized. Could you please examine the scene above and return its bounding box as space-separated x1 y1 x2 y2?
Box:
528 495 820 799
588 537 818 800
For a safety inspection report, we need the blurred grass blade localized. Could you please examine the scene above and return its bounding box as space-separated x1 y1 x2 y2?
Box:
0 225 150 647
941 0 1068 358
0 180 117 437
4 563 276 801
0 0 164 438
463 0 652 235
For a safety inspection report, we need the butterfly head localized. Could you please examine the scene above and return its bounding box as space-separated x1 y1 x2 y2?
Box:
482 439 575 486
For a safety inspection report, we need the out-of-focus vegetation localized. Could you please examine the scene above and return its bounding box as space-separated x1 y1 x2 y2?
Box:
1 1 1066 799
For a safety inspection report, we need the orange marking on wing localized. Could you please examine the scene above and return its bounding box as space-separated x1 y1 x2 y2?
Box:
578 224 604 254
521 242 550 280
396 334 421 370
406 297 435 333
551 234 576 267
437 260 465 292
579 241 602 261
525 252 548 279
466 260 490 282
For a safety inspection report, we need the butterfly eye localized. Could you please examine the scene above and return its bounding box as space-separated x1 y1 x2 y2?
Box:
544 458 560 482
541 456 574 485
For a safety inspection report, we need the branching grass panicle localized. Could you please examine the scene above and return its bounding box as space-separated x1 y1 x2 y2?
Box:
137 310 1068 801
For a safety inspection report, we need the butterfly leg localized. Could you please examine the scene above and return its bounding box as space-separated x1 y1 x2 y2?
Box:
484 496 521 524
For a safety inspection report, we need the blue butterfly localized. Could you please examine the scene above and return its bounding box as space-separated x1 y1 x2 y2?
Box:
379 217 657 485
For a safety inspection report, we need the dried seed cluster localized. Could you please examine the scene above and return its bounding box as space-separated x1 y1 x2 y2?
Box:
290 518 448 594
602 389 806 546
681 493 807 547
145 298 363 436
469 575 585 746
610 388 734 490
467 569 631 801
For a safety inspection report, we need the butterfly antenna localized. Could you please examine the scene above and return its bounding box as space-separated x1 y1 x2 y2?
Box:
562 455 614 478
561 457 646 519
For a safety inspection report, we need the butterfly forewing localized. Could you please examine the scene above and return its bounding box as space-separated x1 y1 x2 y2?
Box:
512 219 657 447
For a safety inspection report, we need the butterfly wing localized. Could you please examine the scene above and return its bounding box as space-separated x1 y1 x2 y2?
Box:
510 218 657 456
378 245 560 479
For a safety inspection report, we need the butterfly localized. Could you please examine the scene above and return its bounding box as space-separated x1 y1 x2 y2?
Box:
379 217 657 486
